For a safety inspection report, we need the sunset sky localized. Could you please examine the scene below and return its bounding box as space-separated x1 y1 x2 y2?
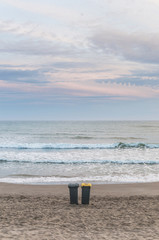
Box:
0 0 159 120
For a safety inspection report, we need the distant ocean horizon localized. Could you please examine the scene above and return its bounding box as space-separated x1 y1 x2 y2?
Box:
0 120 159 184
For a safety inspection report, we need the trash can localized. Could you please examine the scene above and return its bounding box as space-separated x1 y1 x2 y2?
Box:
68 183 79 204
81 183 92 204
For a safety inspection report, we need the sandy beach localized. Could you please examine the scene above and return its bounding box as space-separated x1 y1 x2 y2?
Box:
0 183 159 240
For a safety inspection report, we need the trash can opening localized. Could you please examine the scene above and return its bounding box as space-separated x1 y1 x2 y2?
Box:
81 183 92 187
68 183 79 188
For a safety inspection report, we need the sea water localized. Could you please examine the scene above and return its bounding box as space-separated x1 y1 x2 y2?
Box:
0 121 159 184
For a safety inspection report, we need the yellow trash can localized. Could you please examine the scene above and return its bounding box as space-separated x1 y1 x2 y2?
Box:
81 183 92 204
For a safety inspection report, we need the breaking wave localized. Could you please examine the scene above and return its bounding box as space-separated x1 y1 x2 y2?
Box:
0 159 159 165
0 142 158 150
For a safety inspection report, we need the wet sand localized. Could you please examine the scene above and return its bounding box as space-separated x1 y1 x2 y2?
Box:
0 182 159 239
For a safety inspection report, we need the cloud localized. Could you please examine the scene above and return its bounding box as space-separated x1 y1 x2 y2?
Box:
0 19 85 58
1 0 80 24
0 68 48 85
90 29 159 64
54 80 159 99
0 38 72 57
96 76 159 88
1 0 159 107
0 20 89 58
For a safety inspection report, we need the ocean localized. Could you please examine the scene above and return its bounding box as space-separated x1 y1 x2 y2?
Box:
0 121 159 184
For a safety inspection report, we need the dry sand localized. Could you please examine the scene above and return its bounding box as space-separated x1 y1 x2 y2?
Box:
0 182 159 239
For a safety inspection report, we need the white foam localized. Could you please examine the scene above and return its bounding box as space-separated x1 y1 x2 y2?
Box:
1 173 159 184
0 142 158 149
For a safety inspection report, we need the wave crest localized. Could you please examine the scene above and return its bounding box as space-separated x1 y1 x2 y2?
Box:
0 142 158 150
0 159 159 165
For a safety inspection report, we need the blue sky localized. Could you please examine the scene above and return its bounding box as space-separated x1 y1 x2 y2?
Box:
0 0 159 120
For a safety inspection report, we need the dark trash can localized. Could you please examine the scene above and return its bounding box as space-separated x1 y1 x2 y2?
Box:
68 183 79 204
81 183 92 204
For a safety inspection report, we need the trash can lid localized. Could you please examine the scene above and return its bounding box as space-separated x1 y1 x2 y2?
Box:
81 183 92 187
68 183 79 188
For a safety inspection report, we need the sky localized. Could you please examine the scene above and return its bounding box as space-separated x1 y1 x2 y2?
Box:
0 0 159 120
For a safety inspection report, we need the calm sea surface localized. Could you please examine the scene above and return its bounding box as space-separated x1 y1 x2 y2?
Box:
0 121 159 184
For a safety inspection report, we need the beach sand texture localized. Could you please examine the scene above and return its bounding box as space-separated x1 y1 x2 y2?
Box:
0 183 159 239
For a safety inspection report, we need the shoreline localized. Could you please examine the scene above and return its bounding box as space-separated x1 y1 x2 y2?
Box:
1 181 159 196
